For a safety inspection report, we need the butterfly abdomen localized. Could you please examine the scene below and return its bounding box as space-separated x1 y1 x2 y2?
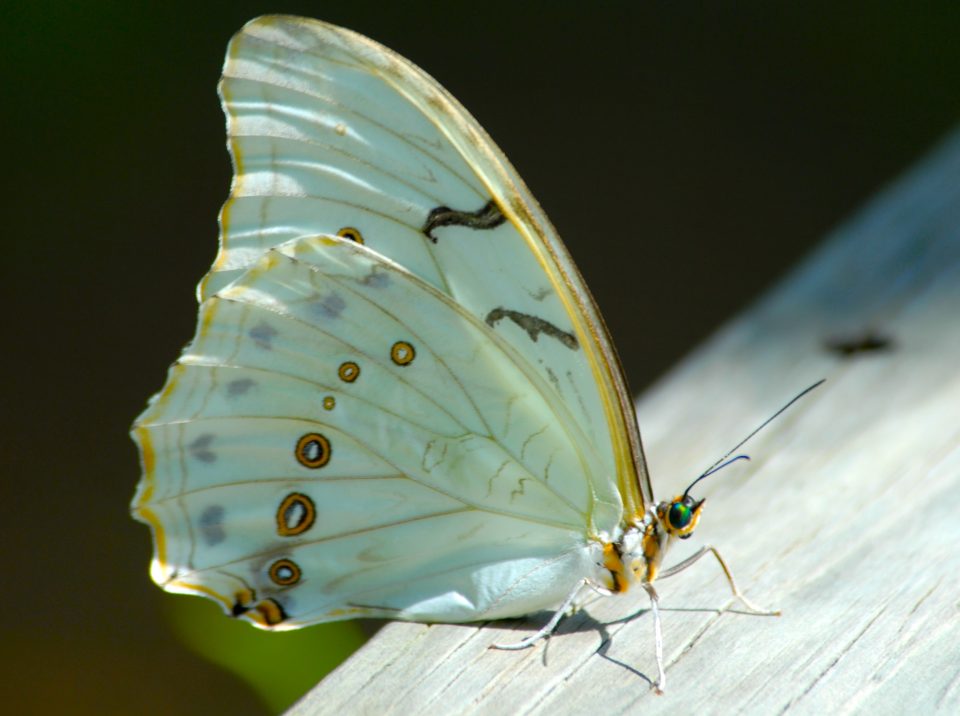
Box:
602 542 631 593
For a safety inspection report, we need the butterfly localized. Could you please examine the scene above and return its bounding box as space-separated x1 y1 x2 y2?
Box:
131 15 786 693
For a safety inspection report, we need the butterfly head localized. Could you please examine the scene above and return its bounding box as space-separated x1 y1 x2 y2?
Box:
656 453 752 540
613 494 706 586
659 494 705 540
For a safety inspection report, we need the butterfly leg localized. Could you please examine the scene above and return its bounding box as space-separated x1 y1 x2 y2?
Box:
659 545 780 616
491 579 586 650
643 583 666 694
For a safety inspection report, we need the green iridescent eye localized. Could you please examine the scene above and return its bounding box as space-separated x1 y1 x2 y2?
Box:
669 502 692 529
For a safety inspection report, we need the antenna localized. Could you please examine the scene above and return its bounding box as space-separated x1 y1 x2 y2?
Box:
683 455 750 498
682 379 825 497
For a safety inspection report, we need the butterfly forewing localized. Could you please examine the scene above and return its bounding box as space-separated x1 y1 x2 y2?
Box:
211 16 651 512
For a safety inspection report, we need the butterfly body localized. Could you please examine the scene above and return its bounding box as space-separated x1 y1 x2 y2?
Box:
132 15 772 691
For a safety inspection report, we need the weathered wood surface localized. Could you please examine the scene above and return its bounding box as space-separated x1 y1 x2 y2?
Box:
290 130 960 715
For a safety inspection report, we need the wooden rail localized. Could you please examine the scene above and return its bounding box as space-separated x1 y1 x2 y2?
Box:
289 129 960 714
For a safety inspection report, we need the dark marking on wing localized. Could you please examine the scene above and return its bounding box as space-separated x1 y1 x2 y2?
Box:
311 292 346 320
520 425 548 461
198 505 226 546
227 378 255 397
825 331 894 357
231 587 257 617
249 322 277 350
361 268 390 288
485 307 579 350
346 601 403 613
254 598 288 626
545 366 560 389
511 477 530 501
422 199 506 242
189 434 217 463
486 459 511 497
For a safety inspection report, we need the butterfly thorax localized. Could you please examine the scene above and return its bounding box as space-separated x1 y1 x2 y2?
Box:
598 495 706 592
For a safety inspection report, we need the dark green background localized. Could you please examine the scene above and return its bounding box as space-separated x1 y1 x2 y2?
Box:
3 1 958 713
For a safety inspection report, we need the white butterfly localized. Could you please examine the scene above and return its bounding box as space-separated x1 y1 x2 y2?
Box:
131 15 778 692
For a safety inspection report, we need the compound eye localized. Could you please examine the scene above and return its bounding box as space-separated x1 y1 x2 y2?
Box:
668 501 693 530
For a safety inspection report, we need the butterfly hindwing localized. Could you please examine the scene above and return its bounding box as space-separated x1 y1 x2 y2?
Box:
133 235 616 625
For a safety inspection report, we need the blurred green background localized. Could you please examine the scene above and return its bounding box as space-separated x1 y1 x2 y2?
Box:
2 1 958 713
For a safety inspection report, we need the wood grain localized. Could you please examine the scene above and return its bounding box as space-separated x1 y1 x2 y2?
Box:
289 130 960 714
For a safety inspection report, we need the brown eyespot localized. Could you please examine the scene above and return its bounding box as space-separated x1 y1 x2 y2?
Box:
277 493 316 536
338 361 360 383
295 433 331 468
269 559 301 586
337 227 364 244
391 341 415 366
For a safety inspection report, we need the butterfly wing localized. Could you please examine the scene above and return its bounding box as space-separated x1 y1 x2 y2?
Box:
209 15 652 511
132 14 652 627
134 236 604 624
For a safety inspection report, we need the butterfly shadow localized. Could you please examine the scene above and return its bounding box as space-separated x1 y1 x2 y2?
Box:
491 599 749 689
486 604 658 686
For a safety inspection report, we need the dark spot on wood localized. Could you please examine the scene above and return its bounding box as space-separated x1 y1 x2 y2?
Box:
422 199 506 242
485 307 579 350
825 331 894 357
